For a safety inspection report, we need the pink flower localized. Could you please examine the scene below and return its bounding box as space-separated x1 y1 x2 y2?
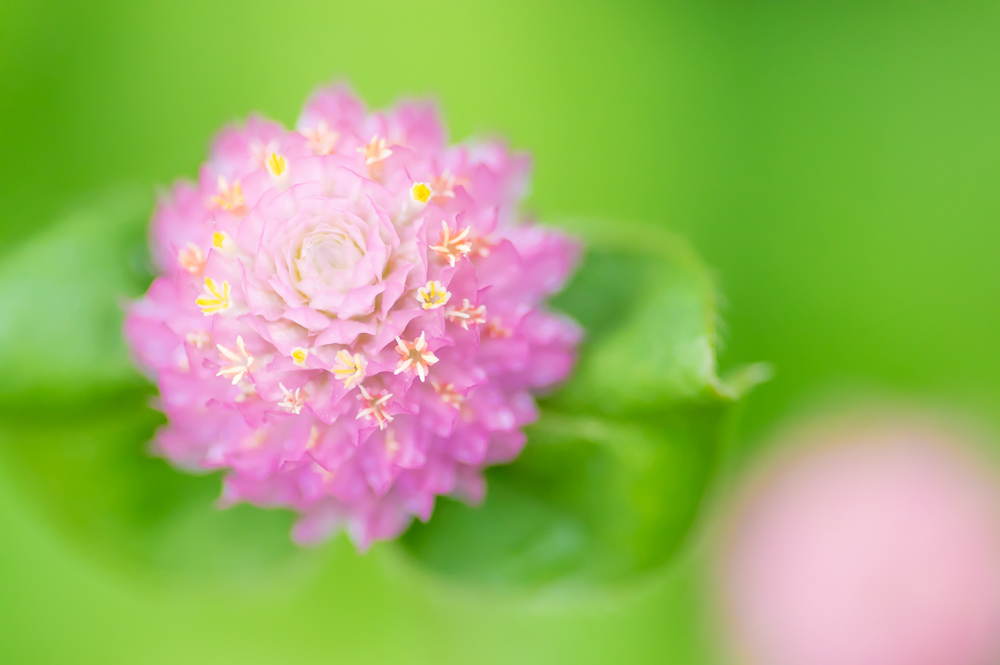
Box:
718 417 1000 665
125 85 581 549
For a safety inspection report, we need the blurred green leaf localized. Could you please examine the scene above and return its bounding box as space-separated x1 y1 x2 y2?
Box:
0 187 152 404
0 395 307 584
0 192 310 583
0 194 760 587
400 220 766 585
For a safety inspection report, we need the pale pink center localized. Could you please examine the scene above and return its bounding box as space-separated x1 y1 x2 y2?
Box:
294 224 365 301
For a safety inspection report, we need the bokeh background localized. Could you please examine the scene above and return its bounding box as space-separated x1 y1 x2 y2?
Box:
3 1 1000 663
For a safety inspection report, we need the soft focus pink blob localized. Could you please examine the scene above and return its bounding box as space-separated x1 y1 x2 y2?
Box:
719 418 1000 665
124 84 581 550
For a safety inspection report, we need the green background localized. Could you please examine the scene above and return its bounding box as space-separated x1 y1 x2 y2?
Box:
3 1 1000 662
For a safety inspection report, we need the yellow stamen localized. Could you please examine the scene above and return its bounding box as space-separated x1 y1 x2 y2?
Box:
333 350 367 389
431 381 464 409
411 182 432 204
428 171 465 202
394 332 439 382
485 317 512 339
430 221 473 267
196 277 232 315
301 121 339 155
357 135 392 165
471 235 495 258
185 330 211 349
216 335 253 384
212 231 228 250
416 280 451 310
177 243 205 275
278 383 306 414
210 177 245 212
249 139 278 168
446 299 487 330
357 384 393 430
266 152 288 177
291 347 308 367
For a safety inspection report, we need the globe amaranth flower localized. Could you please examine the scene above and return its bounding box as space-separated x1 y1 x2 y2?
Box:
125 85 581 549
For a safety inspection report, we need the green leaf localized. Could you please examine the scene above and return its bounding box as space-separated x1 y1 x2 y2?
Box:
0 194 762 587
399 219 766 586
0 191 312 584
0 395 309 585
0 187 153 404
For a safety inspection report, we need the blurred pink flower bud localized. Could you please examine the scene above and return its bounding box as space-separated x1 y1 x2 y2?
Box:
718 416 1000 665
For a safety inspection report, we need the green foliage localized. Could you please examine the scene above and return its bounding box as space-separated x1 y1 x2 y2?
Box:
0 188 152 403
0 192 306 583
401 220 765 585
0 196 761 587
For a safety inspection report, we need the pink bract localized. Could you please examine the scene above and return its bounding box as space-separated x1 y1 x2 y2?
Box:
125 85 581 549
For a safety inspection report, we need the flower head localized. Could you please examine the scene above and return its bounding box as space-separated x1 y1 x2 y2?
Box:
332 349 367 389
177 243 205 275
446 298 487 330
125 84 581 550
356 384 393 430
411 182 432 203
291 347 309 367
357 135 392 164
265 152 287 177
416 280 450 310
394 332 439 382
432 381 465 409
278 383 307 414
428 171 463 203
430 221 472 267
216 335 253 385
196 277 231 315
211 177 245 213
301 121 338 156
